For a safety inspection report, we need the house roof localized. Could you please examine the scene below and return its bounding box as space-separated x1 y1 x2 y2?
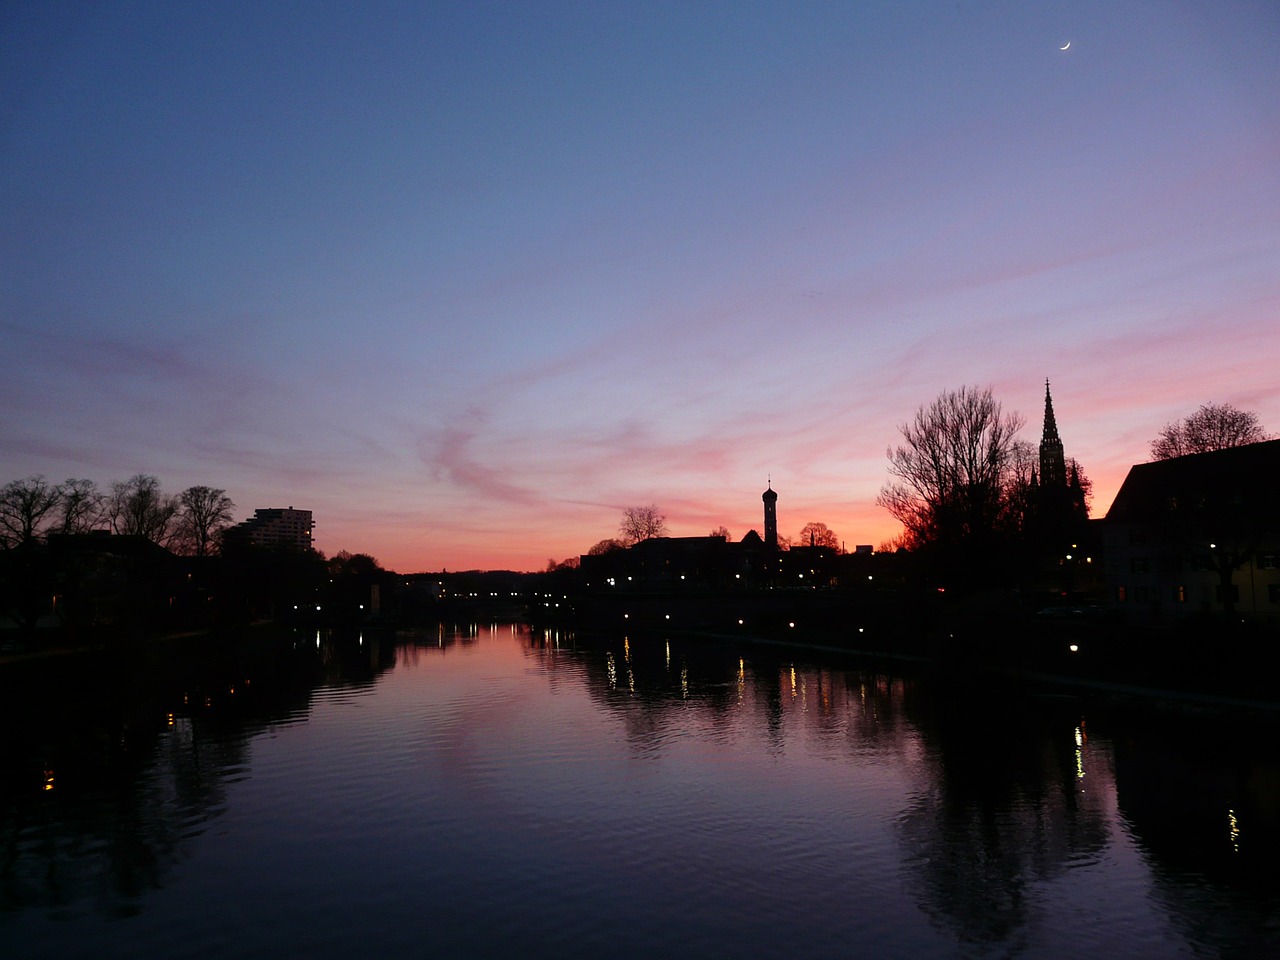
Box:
1105 439 1280 526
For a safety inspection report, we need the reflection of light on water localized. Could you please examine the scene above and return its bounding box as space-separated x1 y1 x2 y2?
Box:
1074 724 1086 780
43 770 55 792
1229 809 1240 853
606 652 617 689
681 666 688 699
789 666 797 700
623 637 630 663
738 658 745 703
665 642 670 671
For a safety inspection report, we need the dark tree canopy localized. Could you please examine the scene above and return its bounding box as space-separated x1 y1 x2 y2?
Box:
619 505 667 545
877 386 1026 576
796 522 839 550
1151 402 1269 460
54 479 103 535
175 485 236 557
587 538 625 556
328 550 384 579
105 474 178 545
0 476 61 547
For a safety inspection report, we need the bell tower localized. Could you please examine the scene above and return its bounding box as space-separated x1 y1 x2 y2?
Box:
762 480 778 551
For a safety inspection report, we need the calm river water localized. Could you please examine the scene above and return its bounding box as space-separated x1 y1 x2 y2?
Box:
2 623 1278 959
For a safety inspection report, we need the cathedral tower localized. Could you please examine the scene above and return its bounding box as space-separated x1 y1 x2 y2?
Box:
1039 379 1066 486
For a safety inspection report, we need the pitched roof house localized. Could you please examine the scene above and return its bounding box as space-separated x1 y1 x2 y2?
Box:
1103 439 1280 620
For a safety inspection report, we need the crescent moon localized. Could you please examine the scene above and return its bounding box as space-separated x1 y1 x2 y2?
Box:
1059 41 1071 51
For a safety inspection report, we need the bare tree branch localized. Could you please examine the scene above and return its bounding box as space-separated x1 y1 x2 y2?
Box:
1151 402 1269 459
619 505 667 545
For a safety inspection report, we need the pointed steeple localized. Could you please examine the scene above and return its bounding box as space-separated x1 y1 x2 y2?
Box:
1039 379 1066 485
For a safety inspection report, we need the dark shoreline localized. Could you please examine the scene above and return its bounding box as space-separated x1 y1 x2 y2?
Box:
540 588 1280 714
5 602 1278 716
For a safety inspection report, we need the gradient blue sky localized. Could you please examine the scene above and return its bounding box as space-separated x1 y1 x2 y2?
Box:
4 1 1278 571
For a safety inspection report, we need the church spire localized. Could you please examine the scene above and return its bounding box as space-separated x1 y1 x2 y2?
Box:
1039 379 1066 485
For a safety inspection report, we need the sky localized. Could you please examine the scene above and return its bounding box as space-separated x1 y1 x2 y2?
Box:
3 1 1278 572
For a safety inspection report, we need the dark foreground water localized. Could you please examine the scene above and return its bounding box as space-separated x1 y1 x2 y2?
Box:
2 623 1278 959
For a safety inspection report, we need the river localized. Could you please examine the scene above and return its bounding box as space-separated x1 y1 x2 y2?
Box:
2 623 1277 959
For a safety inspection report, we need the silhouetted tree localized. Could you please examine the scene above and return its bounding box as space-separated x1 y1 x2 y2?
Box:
175 485 235 557
878 386 1026 586
796 522 839 550
619 505 667 545
587 538 625 555
328 550 384 580
709 525 731 540
1151 402 1269 459
105 474 177 546
0 476 61 636
878 533 914 553
54 478 103 534
0 475 61 547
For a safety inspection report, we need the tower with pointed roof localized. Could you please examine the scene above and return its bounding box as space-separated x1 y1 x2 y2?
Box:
1040 379 1067 487
762 481 778 551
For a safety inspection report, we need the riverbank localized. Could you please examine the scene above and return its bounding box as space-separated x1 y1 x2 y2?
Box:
543 587 1280 712
0 619 281 672
6 602 1276 716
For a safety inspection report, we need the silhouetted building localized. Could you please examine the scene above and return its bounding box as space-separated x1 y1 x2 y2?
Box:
1025 381 1093 595
579 487 788 590
45 532 185 630
762 482 778 552
228 507 314 551
1103 439 1280 620
1039 379 1066 486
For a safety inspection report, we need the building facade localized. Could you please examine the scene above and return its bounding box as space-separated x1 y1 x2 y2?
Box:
229 507 315 551
1103 440 1280 620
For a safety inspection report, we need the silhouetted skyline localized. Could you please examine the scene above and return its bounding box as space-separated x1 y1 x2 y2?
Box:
3 3 1277 570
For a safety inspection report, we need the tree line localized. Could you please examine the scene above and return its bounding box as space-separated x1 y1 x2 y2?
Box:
0 474 236 558
876 389 1268 587
569 394 1270 593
